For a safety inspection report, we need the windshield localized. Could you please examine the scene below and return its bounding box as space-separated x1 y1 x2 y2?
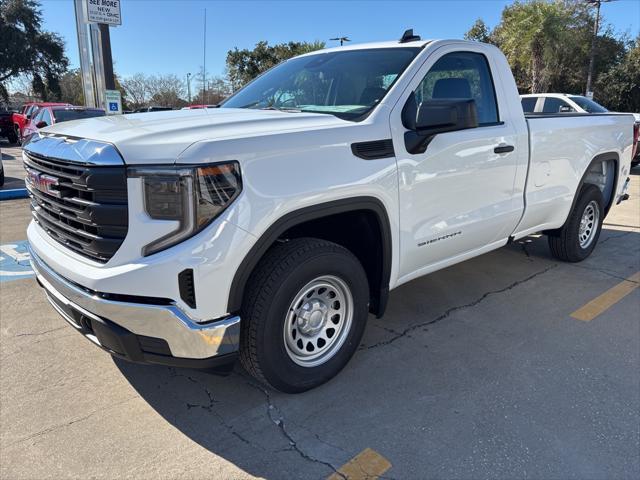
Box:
53 109 105 122
569 96 608 113
221 47 421 120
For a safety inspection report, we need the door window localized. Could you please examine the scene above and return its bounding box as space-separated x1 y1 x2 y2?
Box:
41 109 52 126
414 51 499 125
542 97 574 113
521 97 538 113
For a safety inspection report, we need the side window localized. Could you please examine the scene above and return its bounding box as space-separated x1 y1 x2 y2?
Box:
520 97 537 113
415 51 499 125
41 109 52 125
32 109 44 123
542 98 573 113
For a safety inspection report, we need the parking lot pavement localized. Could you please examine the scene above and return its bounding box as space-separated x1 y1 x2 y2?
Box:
1 139 25 191
1 170 638 480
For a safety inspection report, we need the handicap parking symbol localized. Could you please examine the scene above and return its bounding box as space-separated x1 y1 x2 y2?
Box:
0 241 34 282
109 102 119 112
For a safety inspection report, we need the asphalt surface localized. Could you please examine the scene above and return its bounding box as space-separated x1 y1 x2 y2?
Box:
0 140 25 190
1 159 639 479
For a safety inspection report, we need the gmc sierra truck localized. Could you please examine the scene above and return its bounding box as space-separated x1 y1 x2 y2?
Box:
24 33 636 393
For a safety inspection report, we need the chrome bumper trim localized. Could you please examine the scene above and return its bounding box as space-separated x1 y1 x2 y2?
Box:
28 245 240 359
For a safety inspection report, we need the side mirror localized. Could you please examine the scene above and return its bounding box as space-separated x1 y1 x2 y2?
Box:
26 114 32 120
35 121 47 129
559 105 573 113
402 94 478 154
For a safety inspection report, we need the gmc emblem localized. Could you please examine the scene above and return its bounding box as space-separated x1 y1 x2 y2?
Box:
26 169 61 197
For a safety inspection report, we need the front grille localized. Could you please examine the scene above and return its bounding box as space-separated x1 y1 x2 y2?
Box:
24 149 128 263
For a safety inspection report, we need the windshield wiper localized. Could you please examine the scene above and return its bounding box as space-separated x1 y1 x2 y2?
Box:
260 106 302 113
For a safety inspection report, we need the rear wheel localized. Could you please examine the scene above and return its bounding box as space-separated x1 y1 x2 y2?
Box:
548 184 604 262
240 238 369 393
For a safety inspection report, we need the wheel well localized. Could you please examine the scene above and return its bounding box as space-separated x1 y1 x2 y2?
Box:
227 198 392 318
582 154 618 214
283 210 385 315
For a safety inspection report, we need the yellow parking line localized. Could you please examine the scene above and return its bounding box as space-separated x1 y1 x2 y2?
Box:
571 271 640 321
327 448 391 480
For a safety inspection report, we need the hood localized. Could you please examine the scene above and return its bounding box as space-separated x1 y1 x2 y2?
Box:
41 108 347 164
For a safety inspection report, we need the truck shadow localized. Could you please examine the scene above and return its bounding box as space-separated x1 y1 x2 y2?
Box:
114 226 639 479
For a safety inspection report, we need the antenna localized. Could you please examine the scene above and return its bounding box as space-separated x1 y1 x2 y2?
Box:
330 36 351 46
399 29 421 43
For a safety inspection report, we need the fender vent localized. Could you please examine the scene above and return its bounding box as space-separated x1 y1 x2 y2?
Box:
351 139 395 160
178 269 196 308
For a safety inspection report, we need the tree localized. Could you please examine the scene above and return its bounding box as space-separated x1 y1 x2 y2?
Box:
226 40 325 90
464 19 493 44
193 67 230 105
147 74 187 108
594 37 640 111
0 0 68 101
470 1 627 95
121 73 151 109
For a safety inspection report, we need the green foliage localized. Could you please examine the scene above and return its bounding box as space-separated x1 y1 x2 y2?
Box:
464 19 492 44
595 37 640 112
0 0 68 100
226 40 325 90
465 0 632 106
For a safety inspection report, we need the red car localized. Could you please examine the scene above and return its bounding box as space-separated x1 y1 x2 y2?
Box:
12 102 70 144
22 105 105 142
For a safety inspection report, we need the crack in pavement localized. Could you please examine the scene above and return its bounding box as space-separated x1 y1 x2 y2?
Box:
15 326 67 337
244 380 347 479
6 396 138 447
167 368 253 446
599 230 634 244
361 265 558 351
565 263 640 284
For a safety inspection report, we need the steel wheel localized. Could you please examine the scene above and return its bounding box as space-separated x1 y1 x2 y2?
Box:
283 275 353 368
578 200 599 248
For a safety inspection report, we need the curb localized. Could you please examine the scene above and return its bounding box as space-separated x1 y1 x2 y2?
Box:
0 188 29 200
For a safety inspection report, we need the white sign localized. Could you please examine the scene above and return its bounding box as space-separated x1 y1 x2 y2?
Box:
586 91 594 99
105 90 122 115
86 0 121 26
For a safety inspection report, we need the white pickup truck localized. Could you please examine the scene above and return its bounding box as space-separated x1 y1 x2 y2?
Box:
24 33 636 392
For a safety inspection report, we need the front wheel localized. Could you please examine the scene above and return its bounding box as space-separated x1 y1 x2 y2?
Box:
548 184 604 262
240 238 369 393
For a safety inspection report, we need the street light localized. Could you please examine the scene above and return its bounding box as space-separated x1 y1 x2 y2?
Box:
585 0 614 97
330 36 351 46
186 72 192 104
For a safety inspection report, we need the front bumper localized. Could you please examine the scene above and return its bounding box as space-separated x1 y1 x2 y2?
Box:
29 246 240 369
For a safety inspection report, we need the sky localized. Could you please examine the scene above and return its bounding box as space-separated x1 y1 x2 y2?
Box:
40 0 640 81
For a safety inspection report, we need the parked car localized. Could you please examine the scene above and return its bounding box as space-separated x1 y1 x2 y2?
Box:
181 104 219 109
521 93 640 166
0 146 4 186
134 106 173 113
12 102 71 144
24 34 636 393
0 109 18 144
22 106 105 142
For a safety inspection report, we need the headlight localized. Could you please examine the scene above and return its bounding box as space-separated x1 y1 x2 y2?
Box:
130 162 242 256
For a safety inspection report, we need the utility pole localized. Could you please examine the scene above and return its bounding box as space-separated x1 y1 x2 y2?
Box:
330 36 351 46
585 0 612 97
187 73 192 104
203 8 207 105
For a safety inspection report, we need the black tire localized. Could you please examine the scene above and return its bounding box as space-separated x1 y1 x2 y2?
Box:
0 166 4 187
8 131 18 145
548 184 604 262
240 237 369 393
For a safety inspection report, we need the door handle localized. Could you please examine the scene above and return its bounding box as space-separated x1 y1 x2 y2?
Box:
494 145 515 154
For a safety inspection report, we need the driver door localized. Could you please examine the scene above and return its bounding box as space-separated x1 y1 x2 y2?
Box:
390 45 526 283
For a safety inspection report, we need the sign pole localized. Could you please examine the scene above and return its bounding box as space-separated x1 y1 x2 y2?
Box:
74 0 96 107
99 23 116 91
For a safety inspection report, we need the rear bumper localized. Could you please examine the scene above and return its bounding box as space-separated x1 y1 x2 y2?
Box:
29 245 240 369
